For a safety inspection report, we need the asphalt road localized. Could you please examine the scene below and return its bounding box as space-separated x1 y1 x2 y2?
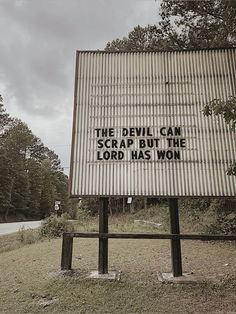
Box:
0 221 42 236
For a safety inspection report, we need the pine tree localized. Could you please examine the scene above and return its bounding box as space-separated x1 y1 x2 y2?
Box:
0 148 13 221
27 160 43 217
0 95 12 134
40 159 55 218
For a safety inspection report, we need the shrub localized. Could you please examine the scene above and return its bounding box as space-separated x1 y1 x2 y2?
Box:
17 226 39 244
40 214 74 238
78 197 100 216
179 198 211 222
205 212 236 235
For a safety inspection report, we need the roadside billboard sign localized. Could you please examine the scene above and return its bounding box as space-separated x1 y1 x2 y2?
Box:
70 49 236 197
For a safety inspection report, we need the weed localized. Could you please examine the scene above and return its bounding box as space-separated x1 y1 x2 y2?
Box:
17 226 40 244
40 214 74 238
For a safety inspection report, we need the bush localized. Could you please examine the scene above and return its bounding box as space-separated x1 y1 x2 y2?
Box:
205 212 236 235
179 198 211 222
17 226 40 244
78 197 100 216
40 214 74 238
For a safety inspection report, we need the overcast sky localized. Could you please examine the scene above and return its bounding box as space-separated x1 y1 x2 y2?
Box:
0 0 160 174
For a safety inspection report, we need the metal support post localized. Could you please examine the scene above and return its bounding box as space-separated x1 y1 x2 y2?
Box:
98 197 109 274
169 198 183 277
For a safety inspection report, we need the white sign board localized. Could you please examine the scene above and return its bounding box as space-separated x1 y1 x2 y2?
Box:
70 49 236 197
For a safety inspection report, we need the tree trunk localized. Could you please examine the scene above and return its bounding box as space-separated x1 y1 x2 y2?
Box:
123 197 125 214
108 197 112 216
4 207 9 222
144 198 147 211
130 203 134 214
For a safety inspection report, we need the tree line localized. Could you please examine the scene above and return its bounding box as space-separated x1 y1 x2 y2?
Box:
0 95 69 222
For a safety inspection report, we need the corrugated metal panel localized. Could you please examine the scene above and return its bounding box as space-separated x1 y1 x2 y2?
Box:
70 49 236 197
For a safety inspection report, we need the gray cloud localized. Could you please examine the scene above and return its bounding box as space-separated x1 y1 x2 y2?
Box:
0 0 159 170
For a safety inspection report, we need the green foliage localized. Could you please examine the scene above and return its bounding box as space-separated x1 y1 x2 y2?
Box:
0 94 12 133
0 96 70 221
17 226 40 244
106 1 236 52
180 198 211 212
206 199 236 234
11 168 30 211
179 198 236 235
27 160 43 215
179 198 211 222
0 148 13 220
160 0 236 49
227 163 236 176
40 214 74 238
105 25 171 51
203 96 236 175
66 198 81 219
40 160 55 218
78 197 100 216
77 197 151 217
54 171 70 214
205 211 236 235
203 96 236 131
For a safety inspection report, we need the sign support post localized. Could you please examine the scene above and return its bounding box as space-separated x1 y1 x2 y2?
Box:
169 198 182 277
98 197 109 274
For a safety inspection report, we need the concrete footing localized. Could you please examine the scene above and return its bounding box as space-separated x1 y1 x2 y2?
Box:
157 272 197 284
88 270 120 280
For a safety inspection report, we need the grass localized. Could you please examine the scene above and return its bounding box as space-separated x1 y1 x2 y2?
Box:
0 207 236 313
0 228 41 254
0 237 235 313
73 203 210 234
